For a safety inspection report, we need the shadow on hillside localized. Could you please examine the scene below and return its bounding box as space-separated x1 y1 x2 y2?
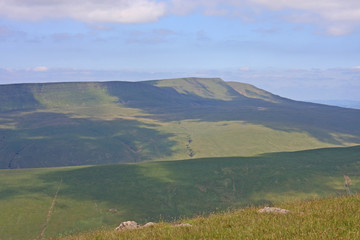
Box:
115 85 360 145
0 84 41 112
0 112 177 169
26 146 360 223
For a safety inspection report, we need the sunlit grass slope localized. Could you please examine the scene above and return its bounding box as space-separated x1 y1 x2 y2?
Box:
57 194 360 240
1 78 360 168
227 81 284 103
147 77 241 101
0 146 359 239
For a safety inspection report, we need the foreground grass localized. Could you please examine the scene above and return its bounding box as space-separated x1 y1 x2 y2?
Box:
0 146 359 239
56 194 360 240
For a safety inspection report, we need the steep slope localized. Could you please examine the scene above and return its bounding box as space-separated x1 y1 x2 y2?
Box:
0 146 359 239
0 78 360 168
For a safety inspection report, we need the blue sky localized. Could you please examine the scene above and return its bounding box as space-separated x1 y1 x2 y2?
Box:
0 0 360 102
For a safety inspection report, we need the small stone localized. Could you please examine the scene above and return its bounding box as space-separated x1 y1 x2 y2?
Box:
115 221 140 231
258 207 290 214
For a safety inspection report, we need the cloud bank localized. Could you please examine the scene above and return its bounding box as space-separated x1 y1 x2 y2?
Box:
0 0 359 34
170 0 360 35
0 0 166 23
250 0 360 35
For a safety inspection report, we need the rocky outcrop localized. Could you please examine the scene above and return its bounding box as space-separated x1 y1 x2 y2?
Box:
114 221 193 231
115 221 140 231
258 207 290 214
115 221 157 231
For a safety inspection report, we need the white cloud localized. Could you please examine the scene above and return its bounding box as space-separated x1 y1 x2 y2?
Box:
0 0 166 23
169 0 242 16
325 24 354 36
250 0 360 22
169 0 360 35
1 0 360 35
239 67 250 71
31 66 48 72
248 0 360 35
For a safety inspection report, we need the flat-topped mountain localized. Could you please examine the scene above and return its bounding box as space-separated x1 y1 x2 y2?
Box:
1 77 359 168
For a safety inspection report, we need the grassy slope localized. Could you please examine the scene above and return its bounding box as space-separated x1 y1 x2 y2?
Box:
148 77 241 101
1 78 360 168
58 194 360 240
0 146 359 239
227 81 284 103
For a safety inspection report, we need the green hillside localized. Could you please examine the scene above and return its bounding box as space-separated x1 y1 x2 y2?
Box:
0 146 359 239
1 78 360 168
147 77 241 101
57 194 360 240
227 81 284 103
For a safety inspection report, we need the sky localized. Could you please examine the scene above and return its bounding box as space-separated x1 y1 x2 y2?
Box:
0 0 360 103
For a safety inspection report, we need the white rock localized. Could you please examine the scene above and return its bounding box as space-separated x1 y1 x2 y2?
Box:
115 221 140 231
258 207 290 214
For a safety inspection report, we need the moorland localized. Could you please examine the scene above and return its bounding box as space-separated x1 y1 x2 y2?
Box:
0 77 359 239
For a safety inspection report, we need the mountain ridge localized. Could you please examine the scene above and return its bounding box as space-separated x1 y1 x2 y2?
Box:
1 77 360 168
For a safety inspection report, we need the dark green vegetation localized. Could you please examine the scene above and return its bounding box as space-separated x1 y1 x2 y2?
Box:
1 78 360 168
1 146 359 239
57 194 360 240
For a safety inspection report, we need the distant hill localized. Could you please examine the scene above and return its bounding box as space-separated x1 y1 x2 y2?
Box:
311 99 360 110
1 77 360 168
